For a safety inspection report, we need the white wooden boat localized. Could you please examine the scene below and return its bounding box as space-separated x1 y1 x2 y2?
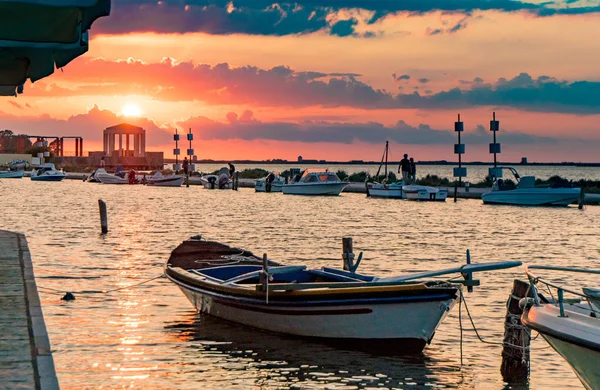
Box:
86 168 105 182
402 185 448 201
200 167 233 189
30 163 66 182
0 170 24 179
255 173 284 192
482 167 581 206
166 239 521 354
145 172 184 187
366 141 405 199
521 265 600 390
282 169 348 196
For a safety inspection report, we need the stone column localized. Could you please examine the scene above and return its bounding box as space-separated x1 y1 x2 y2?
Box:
103 133 108 155
134 134 139 156
141 131 146 156
108 134 114 156
80 138 83 157
125 134 130 156
118 134 123 156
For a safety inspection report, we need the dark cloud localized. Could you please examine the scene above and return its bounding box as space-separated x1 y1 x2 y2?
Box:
93 0 600 37
177 110 574 145
393 73 411 81
418 78 431 84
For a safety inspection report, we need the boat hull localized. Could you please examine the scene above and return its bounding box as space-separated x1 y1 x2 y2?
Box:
403 186 448 201
97 173 129 184
169 274 457 353
0 170 24 179
366 183 405 198
282 182 348 196
199 176 233 189
522 304 600 390
482 188 580 206
146 176 184 187
31 174 65 182
255 180 283 192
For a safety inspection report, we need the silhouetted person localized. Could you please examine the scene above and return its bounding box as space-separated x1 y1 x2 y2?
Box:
183 157 189 176
409 157 416 183
99 156 105 168
399 154 410 183
228 162 235 177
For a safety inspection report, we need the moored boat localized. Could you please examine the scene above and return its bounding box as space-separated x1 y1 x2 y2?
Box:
86 168 106 182
200 167 233 189
482 167 580 206
402 185 448 201
0 170 24 179
30 163 66 182
282 169 347 196
521 265 600 390
166 238 521 354
255 173 284 192
145 172 184 187
366 141 405 199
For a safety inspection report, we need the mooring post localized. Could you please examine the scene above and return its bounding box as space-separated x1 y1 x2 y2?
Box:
578 187 585 210
454 184 458 203
500 279 533 384
234 172 239 190
98 199 108 234
342 237 353 271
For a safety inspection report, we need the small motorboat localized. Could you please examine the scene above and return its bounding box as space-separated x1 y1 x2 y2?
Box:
98 167 138 185
30 163 66 182
402 185 448 201
282 168 348 196
86 168 106 183
200 167 233 189
521 265 600 390
145 172 184 187
255 172 284 192
366 141 406 199
0 170 24 179
7 159 29 171
166 238 521 354
482 167 581 206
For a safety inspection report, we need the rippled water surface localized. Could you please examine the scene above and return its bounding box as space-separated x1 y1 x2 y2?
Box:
1 179 599 389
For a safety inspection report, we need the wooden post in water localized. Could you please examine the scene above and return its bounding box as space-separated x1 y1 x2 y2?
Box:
98 199 108 234
500 279 532 383
342 237 353 271
454 184 458 203
578 188 585 210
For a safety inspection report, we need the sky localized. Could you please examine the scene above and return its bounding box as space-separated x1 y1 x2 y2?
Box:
3 0 600 162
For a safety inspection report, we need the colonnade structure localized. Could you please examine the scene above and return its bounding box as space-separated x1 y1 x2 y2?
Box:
103 124 145 157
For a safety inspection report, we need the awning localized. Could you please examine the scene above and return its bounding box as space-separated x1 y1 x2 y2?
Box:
0 0 111 96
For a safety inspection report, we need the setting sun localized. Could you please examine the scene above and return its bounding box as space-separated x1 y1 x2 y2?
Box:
122 104 141 117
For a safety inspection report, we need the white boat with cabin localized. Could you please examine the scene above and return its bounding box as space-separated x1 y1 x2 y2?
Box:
402 185 448 201
97 166 137 185
30 163 66 182
200 167 233 189
521 265 600 390
366 141 405 199
482 167 581 206
282 168 348 196
255 173 284 192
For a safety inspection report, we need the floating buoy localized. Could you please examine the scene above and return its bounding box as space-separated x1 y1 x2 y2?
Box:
61 292 75 301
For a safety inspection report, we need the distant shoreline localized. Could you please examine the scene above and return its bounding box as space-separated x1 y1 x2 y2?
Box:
163 159 600 167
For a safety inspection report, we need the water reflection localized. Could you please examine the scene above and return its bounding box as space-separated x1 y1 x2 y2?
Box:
165 314 474 389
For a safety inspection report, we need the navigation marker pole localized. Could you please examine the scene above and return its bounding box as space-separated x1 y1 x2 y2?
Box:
453 114 467 203
489 112 502 181
187 128 195 188
173 129 180 174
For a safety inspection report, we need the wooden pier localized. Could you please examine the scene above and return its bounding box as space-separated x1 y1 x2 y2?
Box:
0 230 58 390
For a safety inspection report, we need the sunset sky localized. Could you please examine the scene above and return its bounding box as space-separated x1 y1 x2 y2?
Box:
3 0 600 162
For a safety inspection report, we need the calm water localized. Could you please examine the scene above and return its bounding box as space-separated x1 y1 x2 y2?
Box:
1 179 599 389
188 163 600 182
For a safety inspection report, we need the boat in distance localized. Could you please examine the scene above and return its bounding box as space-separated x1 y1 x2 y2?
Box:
145 172 184 187
255 173 284 192
282 168 348 196
521 265 600 390
0 170 24 179
482 167 581 206
402 185 448 201
366 141 405 199
30 163 66 182
166 238 521 354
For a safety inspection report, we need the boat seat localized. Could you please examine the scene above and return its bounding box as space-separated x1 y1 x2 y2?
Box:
222 265 307 285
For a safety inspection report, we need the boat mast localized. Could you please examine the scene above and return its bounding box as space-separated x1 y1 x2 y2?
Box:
384 141 388 179
375 142 386 179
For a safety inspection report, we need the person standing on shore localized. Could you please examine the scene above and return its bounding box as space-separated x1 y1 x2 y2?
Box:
228 162 236 177
100 156 105 168
183 157 189 176
398 154 411 183
409 157 416 184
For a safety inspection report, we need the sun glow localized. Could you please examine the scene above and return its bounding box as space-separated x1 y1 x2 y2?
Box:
122 104 142 117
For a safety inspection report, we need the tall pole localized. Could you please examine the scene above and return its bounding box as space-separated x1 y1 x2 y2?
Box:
489 112 501 180
173 129 180 173
187 128 194 188
453 114 466 202
384 140 388 179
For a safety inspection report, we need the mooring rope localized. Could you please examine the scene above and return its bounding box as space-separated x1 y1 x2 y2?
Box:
458 289 550 362
37 274 166 299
